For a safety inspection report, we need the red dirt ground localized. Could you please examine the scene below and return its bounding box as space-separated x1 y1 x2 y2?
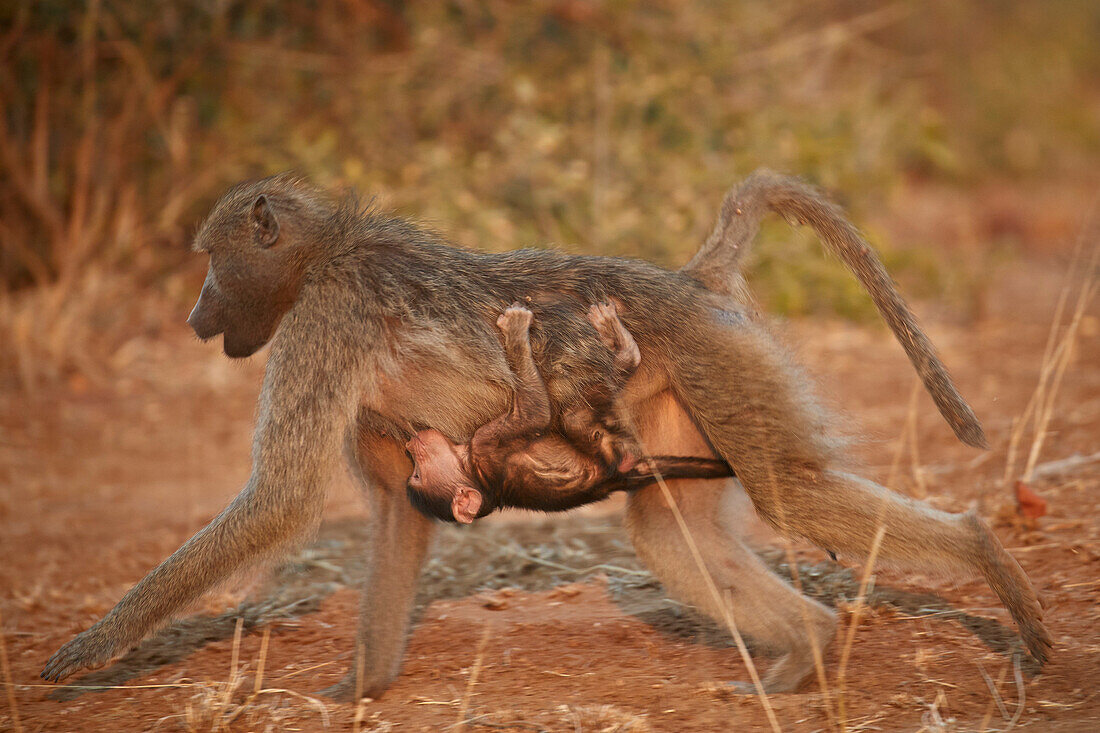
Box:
2 251 1098 731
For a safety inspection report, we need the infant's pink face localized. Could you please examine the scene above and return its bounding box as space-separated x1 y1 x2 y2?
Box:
405 430 482 523
406 430 463 490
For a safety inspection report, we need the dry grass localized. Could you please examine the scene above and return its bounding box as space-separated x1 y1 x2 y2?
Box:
4 1 1100 387
138 618 333 733
454 622 494 733
554 704 652 732
1003 210 1099 495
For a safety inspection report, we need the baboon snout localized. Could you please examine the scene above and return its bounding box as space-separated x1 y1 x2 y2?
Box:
188 270 226 340
187 296 224 340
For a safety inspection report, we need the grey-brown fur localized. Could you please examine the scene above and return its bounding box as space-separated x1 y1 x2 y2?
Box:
42 171 1050 697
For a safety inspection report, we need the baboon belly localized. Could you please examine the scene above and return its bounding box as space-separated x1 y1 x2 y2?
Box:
367 359 511 441
623 382 718 459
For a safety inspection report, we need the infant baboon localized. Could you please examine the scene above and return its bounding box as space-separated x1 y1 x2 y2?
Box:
405 301 733 523
43 170 1049 698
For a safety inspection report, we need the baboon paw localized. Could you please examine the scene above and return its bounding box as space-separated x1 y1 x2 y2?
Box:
586 301 622 350
586 300 618 321
727 676 804 696
41 628 120 682
318 677 357 702
496 303 534 335
1021 618 1054 665
1015 591 1053 664
319 674 388 702
726 680 763 695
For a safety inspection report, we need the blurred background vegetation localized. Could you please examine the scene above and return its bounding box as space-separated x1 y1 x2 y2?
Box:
2 0 1099 388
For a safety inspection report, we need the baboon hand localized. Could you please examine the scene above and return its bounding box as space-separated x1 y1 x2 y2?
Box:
41 624 124 682
496 302 534 337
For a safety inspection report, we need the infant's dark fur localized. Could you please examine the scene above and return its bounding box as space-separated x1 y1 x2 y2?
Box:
405 302 732 523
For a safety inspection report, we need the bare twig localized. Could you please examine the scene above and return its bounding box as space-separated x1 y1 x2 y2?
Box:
455 622 492 732
976 659 1010 729
1006 653 1026 730
1031 450 1100 478
836 524 887 732
735 4 910 72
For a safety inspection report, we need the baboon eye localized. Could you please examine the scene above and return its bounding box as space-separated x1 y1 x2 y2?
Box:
593 430 602 440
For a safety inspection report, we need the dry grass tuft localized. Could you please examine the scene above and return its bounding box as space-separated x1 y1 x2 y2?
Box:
148 619 331 732
555 703 652 733
1003 208 1099 507
454 622 493 733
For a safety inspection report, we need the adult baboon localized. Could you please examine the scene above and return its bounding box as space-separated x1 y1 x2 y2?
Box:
43 171 1050 696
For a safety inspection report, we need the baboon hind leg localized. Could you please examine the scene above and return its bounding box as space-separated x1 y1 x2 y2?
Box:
625 482 836 693
323 425 435 701
672 321 1052 664
624 392 836 693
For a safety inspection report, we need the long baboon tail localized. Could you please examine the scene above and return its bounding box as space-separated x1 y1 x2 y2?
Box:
682 169 988 449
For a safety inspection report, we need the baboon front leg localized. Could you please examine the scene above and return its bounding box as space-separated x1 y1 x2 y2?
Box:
322 428 435 701
42 459 329 682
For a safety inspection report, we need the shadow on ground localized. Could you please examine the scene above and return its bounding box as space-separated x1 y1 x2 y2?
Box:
49 515 1036 700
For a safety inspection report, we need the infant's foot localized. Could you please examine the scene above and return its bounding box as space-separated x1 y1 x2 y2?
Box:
588 301 640 370
587 301 623 350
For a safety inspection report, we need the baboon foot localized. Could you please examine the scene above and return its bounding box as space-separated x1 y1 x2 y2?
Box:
586 300 640 368
726 680 761 695
586 301 621 348
319 671 390 702
965 511 1053 664
742 606 836 695
725 651 817 695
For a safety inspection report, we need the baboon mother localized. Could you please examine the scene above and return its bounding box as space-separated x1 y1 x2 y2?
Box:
43 173 1049 697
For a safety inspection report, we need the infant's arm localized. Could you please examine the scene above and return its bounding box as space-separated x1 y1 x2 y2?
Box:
472 304 553 449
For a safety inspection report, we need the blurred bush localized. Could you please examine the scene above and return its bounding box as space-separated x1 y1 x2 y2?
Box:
2 0 1098 387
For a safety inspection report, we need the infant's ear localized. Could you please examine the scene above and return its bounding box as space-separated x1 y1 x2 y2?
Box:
452 486 483 524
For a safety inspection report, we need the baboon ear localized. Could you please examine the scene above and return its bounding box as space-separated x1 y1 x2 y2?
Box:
251 195 280 248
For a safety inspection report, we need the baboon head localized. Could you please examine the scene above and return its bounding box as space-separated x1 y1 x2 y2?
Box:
404 430 490 524
188 176 331 358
